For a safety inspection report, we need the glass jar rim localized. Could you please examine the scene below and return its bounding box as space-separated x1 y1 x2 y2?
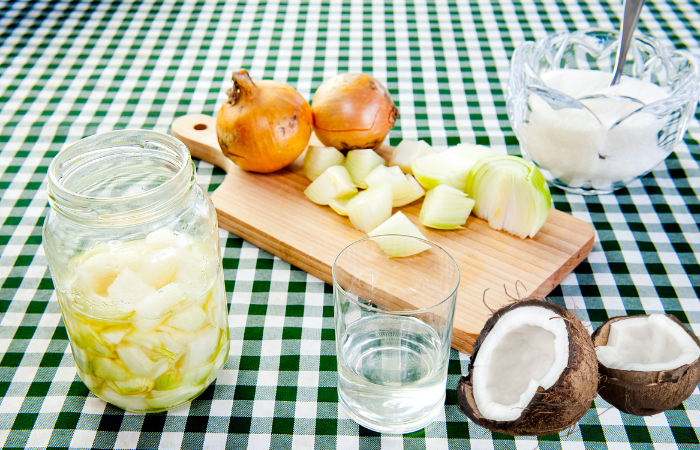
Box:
47 129 194 224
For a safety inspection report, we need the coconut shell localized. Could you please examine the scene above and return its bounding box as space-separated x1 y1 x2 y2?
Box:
457 300 598 436
592 314 700 416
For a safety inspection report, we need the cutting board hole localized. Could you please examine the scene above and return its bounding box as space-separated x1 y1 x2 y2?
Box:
194 123 207 131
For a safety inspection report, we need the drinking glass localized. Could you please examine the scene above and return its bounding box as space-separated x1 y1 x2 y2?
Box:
333 235 460 434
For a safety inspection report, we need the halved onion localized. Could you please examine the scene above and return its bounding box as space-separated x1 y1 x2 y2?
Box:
304 165 357 205
388 140 433 174
368 211 431 258
465 155 551 238
420 184 475 229
345 184 393 232
344 149 386 188
303 145 346 181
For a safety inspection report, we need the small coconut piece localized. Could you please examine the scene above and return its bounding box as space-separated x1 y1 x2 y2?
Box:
457 300 598 436
592 314 700 416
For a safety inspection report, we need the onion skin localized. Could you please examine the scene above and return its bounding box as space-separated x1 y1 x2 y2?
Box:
311 73 399 151
216 69 313 173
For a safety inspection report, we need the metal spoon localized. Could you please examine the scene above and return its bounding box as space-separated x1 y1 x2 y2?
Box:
610 0 646 86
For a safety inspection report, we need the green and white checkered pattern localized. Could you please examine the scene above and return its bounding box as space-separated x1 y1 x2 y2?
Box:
1 0 699 448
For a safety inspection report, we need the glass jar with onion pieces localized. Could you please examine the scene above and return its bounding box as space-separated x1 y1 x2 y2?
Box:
42 130 230 413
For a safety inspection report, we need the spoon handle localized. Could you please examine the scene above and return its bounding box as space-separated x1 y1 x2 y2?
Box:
610 0 646 86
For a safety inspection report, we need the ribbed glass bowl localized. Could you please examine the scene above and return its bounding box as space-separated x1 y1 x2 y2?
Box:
507 29 700 195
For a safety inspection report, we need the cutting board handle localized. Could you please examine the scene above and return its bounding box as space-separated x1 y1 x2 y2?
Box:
171 114 236 173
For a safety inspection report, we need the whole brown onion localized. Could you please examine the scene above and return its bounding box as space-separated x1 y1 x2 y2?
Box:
311 73 399 151
216 69 313 173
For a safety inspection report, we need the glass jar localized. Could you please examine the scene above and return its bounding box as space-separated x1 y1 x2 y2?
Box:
42 130 230 413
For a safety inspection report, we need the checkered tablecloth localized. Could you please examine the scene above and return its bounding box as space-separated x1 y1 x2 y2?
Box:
1 0 699 448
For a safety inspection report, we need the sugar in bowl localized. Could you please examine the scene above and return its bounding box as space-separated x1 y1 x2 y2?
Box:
507 29 700 195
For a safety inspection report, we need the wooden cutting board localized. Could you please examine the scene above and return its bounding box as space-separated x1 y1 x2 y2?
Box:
172 114 595 354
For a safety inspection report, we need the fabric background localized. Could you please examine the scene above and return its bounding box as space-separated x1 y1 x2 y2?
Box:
0 0 699 448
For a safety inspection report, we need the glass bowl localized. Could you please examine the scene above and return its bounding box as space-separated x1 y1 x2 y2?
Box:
506 29 700 195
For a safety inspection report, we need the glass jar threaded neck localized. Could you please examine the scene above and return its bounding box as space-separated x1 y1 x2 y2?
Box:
47 130 195 226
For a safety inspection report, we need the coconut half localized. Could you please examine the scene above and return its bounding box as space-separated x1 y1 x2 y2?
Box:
457 300 598 436
592 314 700 416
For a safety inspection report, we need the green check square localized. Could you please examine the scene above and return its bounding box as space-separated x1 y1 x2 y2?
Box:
319 355 336 371
27 381 51 397
282 327 302 340
14 326 35 340
320 329 334 341
446 421 468 439
248 304 267 316
315 418 336 436
234 385 256 401
55 412 80 430
271 417 294 435
671 426 699 444
229 416 252 434
67 381 90 397
238 356 260 371
12 413 38 430
276 386 297 402
288 282 306 293
244 327 263 340
40 352 63 367
279 355 300 371
579 424 606 442
286 305 304 317
26 301 47 314
252 280 271 292
1 353 23 367
317 387 337 403
625 425 652 443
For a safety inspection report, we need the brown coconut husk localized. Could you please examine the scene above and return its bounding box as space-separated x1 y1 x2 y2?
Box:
592 314 700 416
457 299 598 436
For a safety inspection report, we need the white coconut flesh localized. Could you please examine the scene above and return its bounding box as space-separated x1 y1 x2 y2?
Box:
472 306 570 421
596 314 700 372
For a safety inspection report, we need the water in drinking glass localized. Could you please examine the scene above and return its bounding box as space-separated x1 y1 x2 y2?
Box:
337 315 449 433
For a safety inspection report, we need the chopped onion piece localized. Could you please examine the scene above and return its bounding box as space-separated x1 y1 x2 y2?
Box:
344 149 386 188
420 184 475 229
345 184 393 232
93 357 131 381
145 386 203 410
394 174 425 207
304 165 357 205
368 211 432 257
447 142 496 166
465 155 551 238
365 165 418 206
411 150 474 191
100 386 148 411
388 139 433 174
107 377 154 395
303 145 346 181
328 192 358 216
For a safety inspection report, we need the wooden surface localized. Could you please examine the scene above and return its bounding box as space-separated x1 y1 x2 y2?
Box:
171 114 596 354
